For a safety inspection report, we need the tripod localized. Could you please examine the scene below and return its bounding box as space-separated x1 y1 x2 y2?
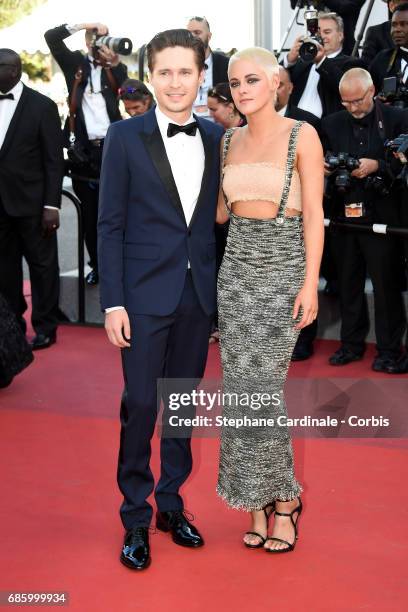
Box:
277 1 310 60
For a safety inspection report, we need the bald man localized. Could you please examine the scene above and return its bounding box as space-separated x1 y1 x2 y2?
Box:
322 68 408 373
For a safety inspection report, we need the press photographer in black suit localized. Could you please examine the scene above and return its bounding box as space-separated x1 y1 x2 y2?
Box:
361 0 405 65
284 12 358 119
322 68 408 373
44 23 128 285
369 2 408 94
0 49 64 350
186 16 229 120
290 1 365 55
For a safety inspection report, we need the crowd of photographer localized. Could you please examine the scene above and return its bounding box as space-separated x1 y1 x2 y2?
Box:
0 3 408 386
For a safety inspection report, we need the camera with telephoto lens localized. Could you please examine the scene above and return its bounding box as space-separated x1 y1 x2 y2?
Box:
325 152 360 192
385 133 408 187
299 4 323 62
379 76 408 109
91 30 133 57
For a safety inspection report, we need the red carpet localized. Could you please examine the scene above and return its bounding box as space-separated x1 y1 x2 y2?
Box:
1 317 407 610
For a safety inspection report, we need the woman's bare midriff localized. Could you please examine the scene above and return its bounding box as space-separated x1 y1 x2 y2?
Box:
231 200 301 220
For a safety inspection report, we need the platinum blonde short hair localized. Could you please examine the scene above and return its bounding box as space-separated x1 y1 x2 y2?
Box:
228 46 279 79
340 67 374 90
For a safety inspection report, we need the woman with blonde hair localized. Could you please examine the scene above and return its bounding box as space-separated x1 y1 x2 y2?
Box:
216 47 324 553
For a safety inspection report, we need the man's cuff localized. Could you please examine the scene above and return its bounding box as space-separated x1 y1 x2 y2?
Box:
44 205 60 210
105 306 125 313
283 55 296 69
66 24 82 35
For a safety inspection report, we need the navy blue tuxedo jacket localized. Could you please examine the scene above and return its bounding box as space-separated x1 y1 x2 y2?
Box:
97 108 223 316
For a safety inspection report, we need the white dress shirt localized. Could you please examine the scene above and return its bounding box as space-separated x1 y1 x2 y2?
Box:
278 104 288 117
285 49 342 118
105 105 205 313
401 47 408 83
82 56 111 140
0 80 58 211
0 80 23 150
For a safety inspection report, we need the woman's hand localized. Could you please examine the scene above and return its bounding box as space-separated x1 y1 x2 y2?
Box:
293 284 318 330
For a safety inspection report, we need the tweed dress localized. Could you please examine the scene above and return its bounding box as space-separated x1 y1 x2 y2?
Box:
217 122 305 510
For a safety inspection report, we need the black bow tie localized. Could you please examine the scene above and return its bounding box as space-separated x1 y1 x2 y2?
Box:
0 93 14 101
167 121 198 138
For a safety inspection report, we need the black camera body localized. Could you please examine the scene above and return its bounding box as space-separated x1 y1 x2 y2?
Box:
326 152 360 192
385 133 408 187
379 76 408 109
90 30 133 57
299 6 323 61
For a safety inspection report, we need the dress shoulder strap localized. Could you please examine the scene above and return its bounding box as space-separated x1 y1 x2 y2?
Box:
221 127 238 212
277 121 304 219
221 127 238 169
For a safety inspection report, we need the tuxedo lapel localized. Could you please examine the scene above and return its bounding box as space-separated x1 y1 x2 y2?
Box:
0 84 28 159
140 108 186 224
188 117 214 229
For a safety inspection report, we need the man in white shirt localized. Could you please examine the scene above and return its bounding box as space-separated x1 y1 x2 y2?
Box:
0 48 64 349
98 29 223 571
186 16 229 119
284 12 357 118
44 23 128 285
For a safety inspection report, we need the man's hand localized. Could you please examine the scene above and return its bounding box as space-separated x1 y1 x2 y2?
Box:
287 36 304 64
324 161 333 176
42 208 59 237
105 310 131 348
351 158 379 179
79 23 109 35
313 42 326 64
97 44 120 67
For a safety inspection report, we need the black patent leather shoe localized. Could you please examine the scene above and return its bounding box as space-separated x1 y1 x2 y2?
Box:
291 342 314 362
372 353 403 374
329 347 363 366
156 510 204 548
86 269 99 286
384 353 408 375
31 333 56 351
120 526 151 570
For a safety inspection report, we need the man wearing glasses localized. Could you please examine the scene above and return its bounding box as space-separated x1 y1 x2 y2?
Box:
322 68 408 373
186 16 229 119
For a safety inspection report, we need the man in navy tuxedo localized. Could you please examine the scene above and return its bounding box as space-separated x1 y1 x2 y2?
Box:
98 29 223 570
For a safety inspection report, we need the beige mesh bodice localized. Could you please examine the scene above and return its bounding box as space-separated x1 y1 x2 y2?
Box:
222 161 302 212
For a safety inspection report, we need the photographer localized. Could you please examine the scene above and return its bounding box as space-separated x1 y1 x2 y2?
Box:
362 0 406 65
290 1 365 55
44 23 128 285
369 2 408 98
322 68 408 373
118 79 154 118
284 12 358 119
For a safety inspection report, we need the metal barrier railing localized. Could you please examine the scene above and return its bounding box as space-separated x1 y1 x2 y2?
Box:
324 218 408 239
61 188 85 324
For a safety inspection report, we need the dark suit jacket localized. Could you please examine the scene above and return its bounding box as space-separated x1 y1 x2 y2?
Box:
321 103 408 224
212 51 229 86
288 53 357 118
98 108 224 316
290 0 364 55
369 48 408 93
0 85 64 217
44 24 127 145
285 103 322 139
361 21 394 66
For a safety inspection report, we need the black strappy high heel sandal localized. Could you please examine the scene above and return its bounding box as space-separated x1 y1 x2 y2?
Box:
244 502 275 549
264 497 303 554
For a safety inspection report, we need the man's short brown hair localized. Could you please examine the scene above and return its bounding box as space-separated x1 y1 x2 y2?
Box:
146 28 205 73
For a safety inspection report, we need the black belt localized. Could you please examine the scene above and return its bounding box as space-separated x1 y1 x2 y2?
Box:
89 139 104 147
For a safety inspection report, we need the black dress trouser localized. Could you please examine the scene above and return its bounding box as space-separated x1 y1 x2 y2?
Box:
0 199 59 336
330 229 406 355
